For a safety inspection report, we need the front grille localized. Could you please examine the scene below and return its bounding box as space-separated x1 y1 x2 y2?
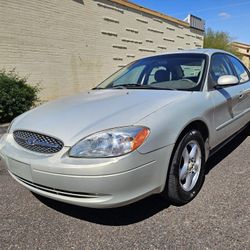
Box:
13 130 64 154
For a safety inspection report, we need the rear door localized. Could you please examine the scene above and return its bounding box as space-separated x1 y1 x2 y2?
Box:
226 54 250 125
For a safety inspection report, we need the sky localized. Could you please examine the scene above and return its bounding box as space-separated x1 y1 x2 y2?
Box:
131 0 250 44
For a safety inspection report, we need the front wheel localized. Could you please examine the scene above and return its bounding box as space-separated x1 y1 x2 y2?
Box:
165 130 206 205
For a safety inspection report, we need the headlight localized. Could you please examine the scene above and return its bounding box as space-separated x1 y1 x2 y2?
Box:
69 126 150 158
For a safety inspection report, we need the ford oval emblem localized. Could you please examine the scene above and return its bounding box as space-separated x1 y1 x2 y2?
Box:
25 137 59 149
26 137 37 146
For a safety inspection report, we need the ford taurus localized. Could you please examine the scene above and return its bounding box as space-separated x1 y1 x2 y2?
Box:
0 49 250 208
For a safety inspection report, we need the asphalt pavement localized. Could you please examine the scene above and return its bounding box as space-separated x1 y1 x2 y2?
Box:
0 128 249 250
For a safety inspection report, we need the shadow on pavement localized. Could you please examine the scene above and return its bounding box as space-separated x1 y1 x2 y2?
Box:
205 128 249 175
34 193 170 226
34 127 249 226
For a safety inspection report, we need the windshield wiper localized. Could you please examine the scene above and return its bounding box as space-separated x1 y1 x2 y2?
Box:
93 84 177 90
111 83 142 89
111 84 162 89
92 84 145 90
92 87 104 90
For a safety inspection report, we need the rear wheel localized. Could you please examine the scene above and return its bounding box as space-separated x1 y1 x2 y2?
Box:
165 130 206 205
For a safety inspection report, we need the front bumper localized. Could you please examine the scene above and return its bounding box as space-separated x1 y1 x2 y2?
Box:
0 133 174 208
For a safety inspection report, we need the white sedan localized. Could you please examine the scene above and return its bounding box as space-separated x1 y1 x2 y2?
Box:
0 49 250 208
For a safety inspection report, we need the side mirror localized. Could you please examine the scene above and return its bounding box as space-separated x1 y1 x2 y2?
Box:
217 75 239 86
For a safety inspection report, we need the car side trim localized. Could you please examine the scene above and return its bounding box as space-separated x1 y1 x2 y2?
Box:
210 123 248 157
216 107 250 131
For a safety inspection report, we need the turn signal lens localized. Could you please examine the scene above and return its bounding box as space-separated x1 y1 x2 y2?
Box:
131 127 150 151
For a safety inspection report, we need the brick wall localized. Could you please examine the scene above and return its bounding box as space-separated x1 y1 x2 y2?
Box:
0 0 204 100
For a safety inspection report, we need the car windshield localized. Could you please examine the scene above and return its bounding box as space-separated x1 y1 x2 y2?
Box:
95 53 207 91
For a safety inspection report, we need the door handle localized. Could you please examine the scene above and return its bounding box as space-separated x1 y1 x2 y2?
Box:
238 92 245 100
238 91 245 100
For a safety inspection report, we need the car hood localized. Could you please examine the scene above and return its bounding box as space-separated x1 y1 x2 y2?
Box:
12 89 191 146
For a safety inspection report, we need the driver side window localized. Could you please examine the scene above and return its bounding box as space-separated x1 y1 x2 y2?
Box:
210 54 235 85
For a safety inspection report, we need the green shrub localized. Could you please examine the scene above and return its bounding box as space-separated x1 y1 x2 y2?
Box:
0 69 40 124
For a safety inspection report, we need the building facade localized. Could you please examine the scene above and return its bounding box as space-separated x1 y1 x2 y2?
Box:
0 0 204 100
232 42 250 69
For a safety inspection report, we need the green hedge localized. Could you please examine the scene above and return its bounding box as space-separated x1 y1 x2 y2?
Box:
0 70 40 124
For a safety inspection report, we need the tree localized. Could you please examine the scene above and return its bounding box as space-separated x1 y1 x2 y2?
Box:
203 28 240 57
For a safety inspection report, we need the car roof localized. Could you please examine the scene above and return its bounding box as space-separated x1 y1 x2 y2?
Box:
170 48 233 56
140 48 236 60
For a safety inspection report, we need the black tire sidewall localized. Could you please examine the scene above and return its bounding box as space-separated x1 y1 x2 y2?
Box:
167 130 206 205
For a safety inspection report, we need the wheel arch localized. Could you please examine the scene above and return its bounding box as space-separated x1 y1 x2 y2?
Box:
163 120 209 204
169 120 210 172
162 119 209 197
175 120 209 145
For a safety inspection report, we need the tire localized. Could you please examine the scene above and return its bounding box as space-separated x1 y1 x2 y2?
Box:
164 130 206 205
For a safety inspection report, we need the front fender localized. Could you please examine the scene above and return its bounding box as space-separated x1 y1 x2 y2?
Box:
135 92 214 154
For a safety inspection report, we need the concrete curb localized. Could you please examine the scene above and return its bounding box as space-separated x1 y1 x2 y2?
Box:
0 123 10 127
0 123 9 134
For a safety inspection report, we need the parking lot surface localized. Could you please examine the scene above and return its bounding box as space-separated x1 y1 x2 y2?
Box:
0 129 249 250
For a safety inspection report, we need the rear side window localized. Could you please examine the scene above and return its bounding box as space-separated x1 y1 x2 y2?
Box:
227 55 250 83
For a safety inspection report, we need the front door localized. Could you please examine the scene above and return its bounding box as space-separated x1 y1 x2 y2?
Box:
209 53 245 147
